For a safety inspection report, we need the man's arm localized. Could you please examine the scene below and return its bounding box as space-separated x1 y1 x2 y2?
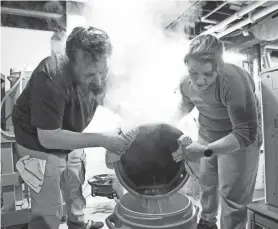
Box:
38 128 115 151
30 72 128 153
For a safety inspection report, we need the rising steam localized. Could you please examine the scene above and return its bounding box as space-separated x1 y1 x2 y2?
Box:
83 0 202 126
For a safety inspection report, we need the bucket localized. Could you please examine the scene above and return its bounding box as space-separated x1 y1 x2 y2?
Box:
106 192 199 229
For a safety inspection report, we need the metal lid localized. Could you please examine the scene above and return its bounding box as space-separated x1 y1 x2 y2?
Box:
113 123 190 199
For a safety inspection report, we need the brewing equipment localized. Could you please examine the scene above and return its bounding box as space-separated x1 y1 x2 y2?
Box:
97 123 198 229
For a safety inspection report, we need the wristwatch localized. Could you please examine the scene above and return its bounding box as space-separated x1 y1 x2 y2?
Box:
204 148 213 157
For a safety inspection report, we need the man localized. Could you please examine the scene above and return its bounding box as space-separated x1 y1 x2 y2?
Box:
172 34 261 229
12 26 132 229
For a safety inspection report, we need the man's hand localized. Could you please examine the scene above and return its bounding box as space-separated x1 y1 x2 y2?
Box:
102 127 138 155
101 133 130 155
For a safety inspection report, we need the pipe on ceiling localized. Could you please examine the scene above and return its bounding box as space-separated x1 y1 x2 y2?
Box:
201 0 269 35
265 45 278 50
201 18 218 24
201 1 228 22
1 6 63 19
165 1 202 29
216 3 278 38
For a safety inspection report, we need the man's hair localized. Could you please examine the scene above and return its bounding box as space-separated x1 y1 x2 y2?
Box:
66 26 112 62
184 34 224 69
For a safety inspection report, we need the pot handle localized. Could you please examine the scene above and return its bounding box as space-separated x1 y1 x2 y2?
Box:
124 214 163 220
105 213 132 229
194 206 200 216
182 200 200 218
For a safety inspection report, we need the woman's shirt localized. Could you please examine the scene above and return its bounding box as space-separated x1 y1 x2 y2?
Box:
180 63 259 148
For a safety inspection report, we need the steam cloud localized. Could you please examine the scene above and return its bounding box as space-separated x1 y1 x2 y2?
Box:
86 0 201 126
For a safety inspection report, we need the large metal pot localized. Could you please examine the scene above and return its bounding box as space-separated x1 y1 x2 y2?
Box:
113 123 190 199
106 192 199 229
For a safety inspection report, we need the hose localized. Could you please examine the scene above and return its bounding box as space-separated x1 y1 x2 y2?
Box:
1 65 28 141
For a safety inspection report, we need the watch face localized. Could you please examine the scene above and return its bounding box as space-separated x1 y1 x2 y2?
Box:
204 149 213 157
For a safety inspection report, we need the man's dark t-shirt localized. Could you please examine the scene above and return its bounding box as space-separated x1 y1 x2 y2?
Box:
12 55 98 153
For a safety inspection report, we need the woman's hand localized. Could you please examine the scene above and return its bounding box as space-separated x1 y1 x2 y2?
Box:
172 142 207 162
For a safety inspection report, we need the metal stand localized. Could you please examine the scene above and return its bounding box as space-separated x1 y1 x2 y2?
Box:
1 137 67 228
1 138 30 228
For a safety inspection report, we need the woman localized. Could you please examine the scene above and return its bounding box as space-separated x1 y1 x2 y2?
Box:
172 34 261 229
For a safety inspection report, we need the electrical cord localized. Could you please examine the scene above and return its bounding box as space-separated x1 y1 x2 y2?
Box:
4 113 12 121
82 183 89 192
85 194 91 200
84 185 92 202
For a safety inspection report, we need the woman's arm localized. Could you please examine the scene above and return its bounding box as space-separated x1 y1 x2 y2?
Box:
169 77 195 124
207 133 240 156
207 65 258 155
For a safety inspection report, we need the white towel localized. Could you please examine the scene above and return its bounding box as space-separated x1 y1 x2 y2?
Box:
177 135 200 180
16 155 46 193
105 126 138 169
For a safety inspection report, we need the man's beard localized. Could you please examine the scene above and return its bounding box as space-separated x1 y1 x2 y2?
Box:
90 80 108 96
91 84 105 96
92 74 109 96
72 74 83 85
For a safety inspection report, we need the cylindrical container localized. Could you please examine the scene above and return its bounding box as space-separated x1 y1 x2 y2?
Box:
106 192 198 229
113 123 190 199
